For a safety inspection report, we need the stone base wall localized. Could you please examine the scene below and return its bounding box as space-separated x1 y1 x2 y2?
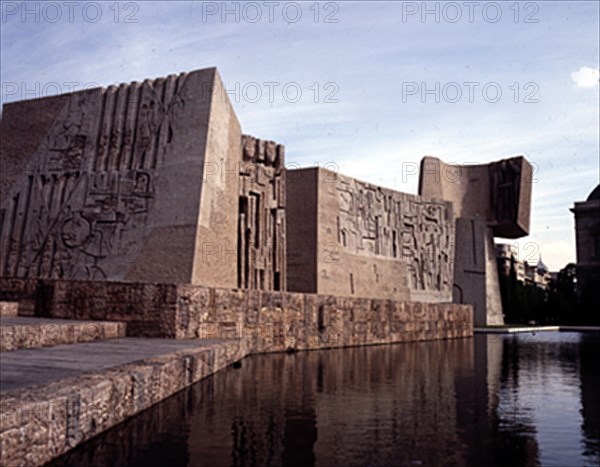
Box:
0 277 472 466
0 320 126 352
0 278 473 351
0 278 178 337
0 301 18 317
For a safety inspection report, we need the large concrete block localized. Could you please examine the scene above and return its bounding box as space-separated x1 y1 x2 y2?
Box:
286 167 455 303
453 218 503 326
419 156 533 325
419 156 532 238
0 68 241 287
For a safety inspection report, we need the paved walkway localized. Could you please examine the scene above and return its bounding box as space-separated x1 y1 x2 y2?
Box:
0 337 229 392
1 335 248 466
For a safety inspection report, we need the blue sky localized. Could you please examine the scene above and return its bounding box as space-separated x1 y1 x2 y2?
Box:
1 1 598 270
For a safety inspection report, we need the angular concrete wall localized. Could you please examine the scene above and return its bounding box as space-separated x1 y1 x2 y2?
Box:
453 219 503 326
0 68 241 288
287 167 455 303
191 69 241 288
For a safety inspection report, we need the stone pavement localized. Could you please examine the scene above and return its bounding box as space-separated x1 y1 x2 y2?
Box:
0 337 234 392
0 335 248 466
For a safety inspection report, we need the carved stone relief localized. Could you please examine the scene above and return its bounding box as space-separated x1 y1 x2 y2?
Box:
0 73 188 280
238 135 286 291
489 158 522 223
335 177 453 293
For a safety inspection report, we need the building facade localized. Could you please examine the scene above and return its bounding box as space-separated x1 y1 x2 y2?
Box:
571 185 600 309
495 243 549 290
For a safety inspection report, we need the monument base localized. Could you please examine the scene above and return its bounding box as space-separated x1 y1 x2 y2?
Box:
0 276 473 466
453 219 504 326
0 277 473 349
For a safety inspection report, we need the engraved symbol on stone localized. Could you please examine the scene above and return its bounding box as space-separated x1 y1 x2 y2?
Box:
61 211 91 248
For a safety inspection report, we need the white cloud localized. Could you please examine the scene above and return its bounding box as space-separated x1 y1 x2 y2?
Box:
571 67 600 88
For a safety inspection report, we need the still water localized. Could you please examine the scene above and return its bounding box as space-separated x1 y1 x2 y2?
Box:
49 332 599 467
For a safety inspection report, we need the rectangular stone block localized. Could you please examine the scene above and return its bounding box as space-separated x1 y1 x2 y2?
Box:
0 302 18 317
286 167 455 303
0 339 248 467
0 68 241 288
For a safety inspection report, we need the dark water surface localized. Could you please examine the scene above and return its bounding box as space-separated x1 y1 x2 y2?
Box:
49 333 599 467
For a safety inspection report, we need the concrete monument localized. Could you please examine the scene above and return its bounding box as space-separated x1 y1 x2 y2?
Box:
0 67 478 467
0 69 288 291
419 156 533 325
1 67 531 320
0 68 241 287
286 167 455 303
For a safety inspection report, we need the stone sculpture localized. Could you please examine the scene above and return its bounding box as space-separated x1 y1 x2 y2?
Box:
418 156 533 325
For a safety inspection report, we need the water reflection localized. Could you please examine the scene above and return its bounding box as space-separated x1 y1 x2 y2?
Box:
48 333 599 467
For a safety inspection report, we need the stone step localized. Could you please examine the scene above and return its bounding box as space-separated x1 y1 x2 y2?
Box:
0 317 127 352
0 337 248 466
0 301 19 317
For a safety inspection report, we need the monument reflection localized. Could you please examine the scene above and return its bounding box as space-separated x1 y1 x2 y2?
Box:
48 333 600 467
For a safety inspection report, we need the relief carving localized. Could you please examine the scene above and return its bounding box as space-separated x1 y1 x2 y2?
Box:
238 135 286 291
336 177 453 293
0 73 188 280
489 158 522 223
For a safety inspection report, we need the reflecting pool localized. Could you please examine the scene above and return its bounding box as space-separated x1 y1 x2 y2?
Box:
48 332 600 467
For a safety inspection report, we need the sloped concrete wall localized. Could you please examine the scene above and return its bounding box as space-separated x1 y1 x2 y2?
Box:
0 68 241 288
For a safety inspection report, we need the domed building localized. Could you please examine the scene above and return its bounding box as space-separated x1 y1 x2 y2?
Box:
536 258 549 275
533 257 550 289
571 184 600 310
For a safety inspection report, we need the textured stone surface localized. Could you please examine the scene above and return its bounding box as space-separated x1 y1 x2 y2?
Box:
418 156 533 326
0 277 179 337
0 68 241 288
0 317 126 351
238 135 286 291
0 301 18 317
0 338 247 467
287 167 455 302
0 278 473 348
0 277 472 465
